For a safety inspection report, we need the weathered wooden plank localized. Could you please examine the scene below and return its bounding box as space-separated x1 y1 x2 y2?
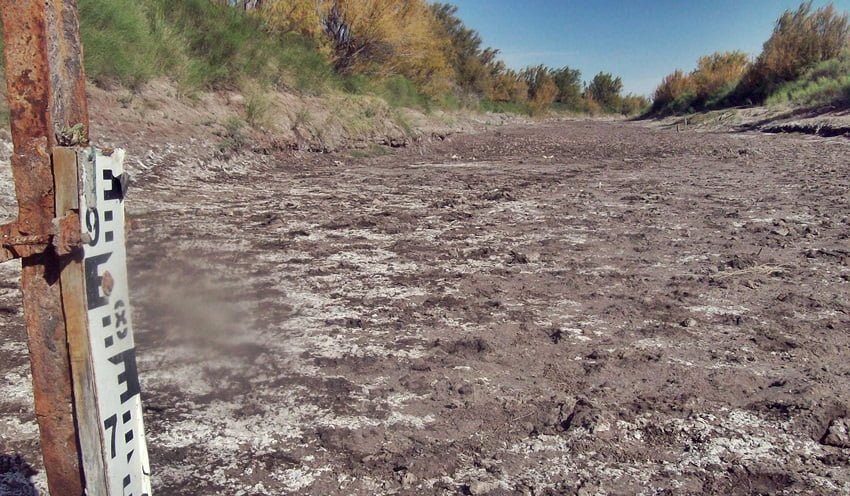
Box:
55 147 110 496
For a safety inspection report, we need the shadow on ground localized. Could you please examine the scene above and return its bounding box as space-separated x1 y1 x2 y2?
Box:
0 454 38 496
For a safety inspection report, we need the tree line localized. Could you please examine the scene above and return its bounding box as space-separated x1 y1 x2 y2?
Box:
652 1 850 115
252 0 646 114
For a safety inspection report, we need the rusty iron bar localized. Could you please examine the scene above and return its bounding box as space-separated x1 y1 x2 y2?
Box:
0 222 48 262
1 234 51 246
0 213 85 256
1 0 90 494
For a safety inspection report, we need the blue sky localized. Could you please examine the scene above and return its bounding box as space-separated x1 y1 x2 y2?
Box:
449 0 850 96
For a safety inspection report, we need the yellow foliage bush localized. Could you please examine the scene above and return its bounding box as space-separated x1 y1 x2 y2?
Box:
583 97 602 116
261 0 452 96
692 51 749 101
652 70 697 112
654 70 695 103
619 94 649 115
514 65 559 114
488 70 528 103
743 1 850 100
529 77 557 115
261 0 324 39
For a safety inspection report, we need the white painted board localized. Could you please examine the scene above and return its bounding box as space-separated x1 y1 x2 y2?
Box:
80 149 152 496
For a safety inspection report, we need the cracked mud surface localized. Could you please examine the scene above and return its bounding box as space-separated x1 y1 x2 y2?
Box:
2 120 850 494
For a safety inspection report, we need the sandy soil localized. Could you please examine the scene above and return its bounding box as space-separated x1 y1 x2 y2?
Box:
1 119 849 495
647 106 850 139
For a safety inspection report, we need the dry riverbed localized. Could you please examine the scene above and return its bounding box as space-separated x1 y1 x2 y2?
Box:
1 119 849 495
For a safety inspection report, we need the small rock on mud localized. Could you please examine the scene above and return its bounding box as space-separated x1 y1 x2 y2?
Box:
822 418 850 448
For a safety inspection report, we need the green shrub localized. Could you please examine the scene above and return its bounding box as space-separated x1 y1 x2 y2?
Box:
374 76 431 109
619 94 650 115
521 65 558 115
479 99 532 115
242 84 275 128
274 33 340 95
551 66 583 110
652 70 697 115
342 74 370 94
144 0 339 93
586 72 624 111
766 53 850 107
0 1 590 120
429 92 458 111
738 1 850 102
150 0 278 88
79 0 162 89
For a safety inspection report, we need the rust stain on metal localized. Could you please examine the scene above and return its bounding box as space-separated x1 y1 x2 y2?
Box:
2 233 51 246
45 0 90 138
0 248 16 263
52 211 85 255
1 1 90 494
1 221 48 258
2 2 52 151
1 214 86 258
19 255 85 496
2 1 54 237
101 270 114 297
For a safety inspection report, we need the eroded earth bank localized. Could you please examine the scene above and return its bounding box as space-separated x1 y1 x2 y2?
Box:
1 119 849 495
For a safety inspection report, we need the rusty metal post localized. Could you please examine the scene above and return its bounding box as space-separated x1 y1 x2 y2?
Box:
1 0 90 494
